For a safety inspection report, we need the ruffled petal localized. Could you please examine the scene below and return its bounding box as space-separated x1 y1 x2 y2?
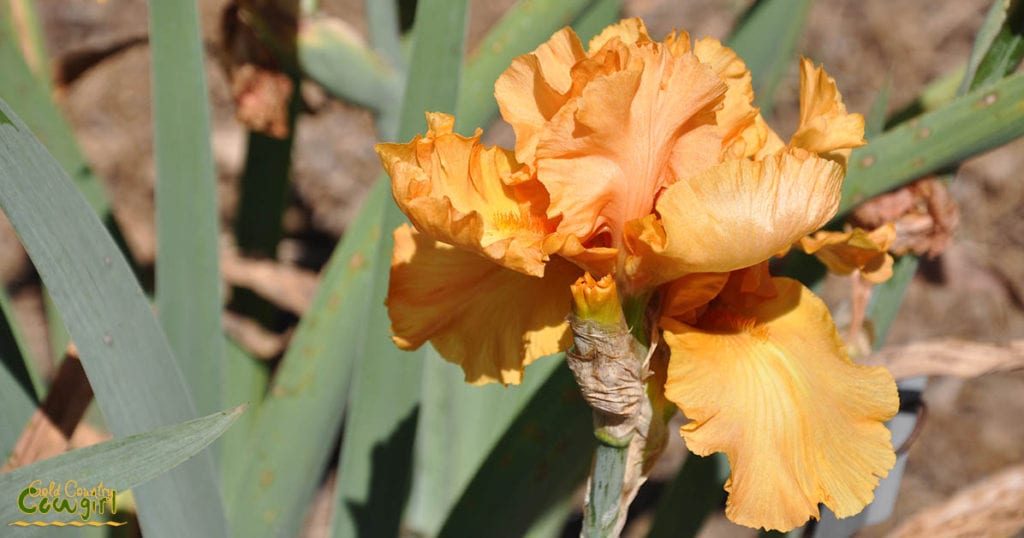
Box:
662 29 692 57
800 224 896 283
662 277 898 531
535 39 726 243
754 113 787 159
387 224 580 385
628 149 844 285
586 17 650 51
692 37 768 159
790 58 865 168
495 28 587 166
376 112 552 276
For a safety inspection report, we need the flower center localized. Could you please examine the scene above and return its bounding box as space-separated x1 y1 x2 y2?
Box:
490 209 547 236
697 306 769 340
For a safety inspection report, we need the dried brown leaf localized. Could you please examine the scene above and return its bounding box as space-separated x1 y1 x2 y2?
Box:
1 349 93 471
851 176 960 258
68 422 111 450
847 271 875 359
889 464 1024 538
231 63 293 138
221 251 319 315
851 183 918 226
222 311 289 360
863 339 1024 380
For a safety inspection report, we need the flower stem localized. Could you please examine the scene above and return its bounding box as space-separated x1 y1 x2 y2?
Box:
583 430 633 537
621 291 653 346
568 275 655 537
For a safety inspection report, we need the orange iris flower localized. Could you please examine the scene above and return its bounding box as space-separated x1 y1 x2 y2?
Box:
377 18 898 531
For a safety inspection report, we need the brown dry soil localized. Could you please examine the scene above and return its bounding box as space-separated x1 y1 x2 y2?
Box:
2 0 1022 537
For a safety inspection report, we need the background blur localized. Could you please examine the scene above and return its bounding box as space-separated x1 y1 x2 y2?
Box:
1 0 1021 536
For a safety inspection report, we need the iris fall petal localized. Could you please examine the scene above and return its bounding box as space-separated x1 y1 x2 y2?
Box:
387 224 580 385
629 149 844 285
662 277 898 531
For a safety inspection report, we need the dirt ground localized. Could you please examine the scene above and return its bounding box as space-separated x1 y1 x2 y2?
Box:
2 0 1023 536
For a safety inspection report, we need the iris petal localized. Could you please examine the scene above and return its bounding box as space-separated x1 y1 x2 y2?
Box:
387 224 580 385
800 224 896 283
534 40 725 243
790 58 866 167
692 37 778 159
497 19 727 248
495 28 588 167
662 277 898 531
628 149 844 285
376 112 552 276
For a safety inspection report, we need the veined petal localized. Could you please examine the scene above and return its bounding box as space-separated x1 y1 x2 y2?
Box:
662 277 898 531
628 149 844 285
790 58 865 167
388 225 580 385
376 112 552 276
535 37 726 243
800 224 896 283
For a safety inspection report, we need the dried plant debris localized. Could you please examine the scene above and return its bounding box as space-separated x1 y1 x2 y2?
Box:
851 176 960 258
890 464 1024 538
222 311 290 359
220 0 298 138
864 338 1024 380
231 63 293 138
2 348 93 472
221 249 319 315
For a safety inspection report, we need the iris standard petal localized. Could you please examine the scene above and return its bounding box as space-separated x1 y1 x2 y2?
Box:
691 37 770 159
387 224 580 385
661 277 898 531
535 37 725 244
586 16 649 50
495 28 588 167
790 58 865 167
